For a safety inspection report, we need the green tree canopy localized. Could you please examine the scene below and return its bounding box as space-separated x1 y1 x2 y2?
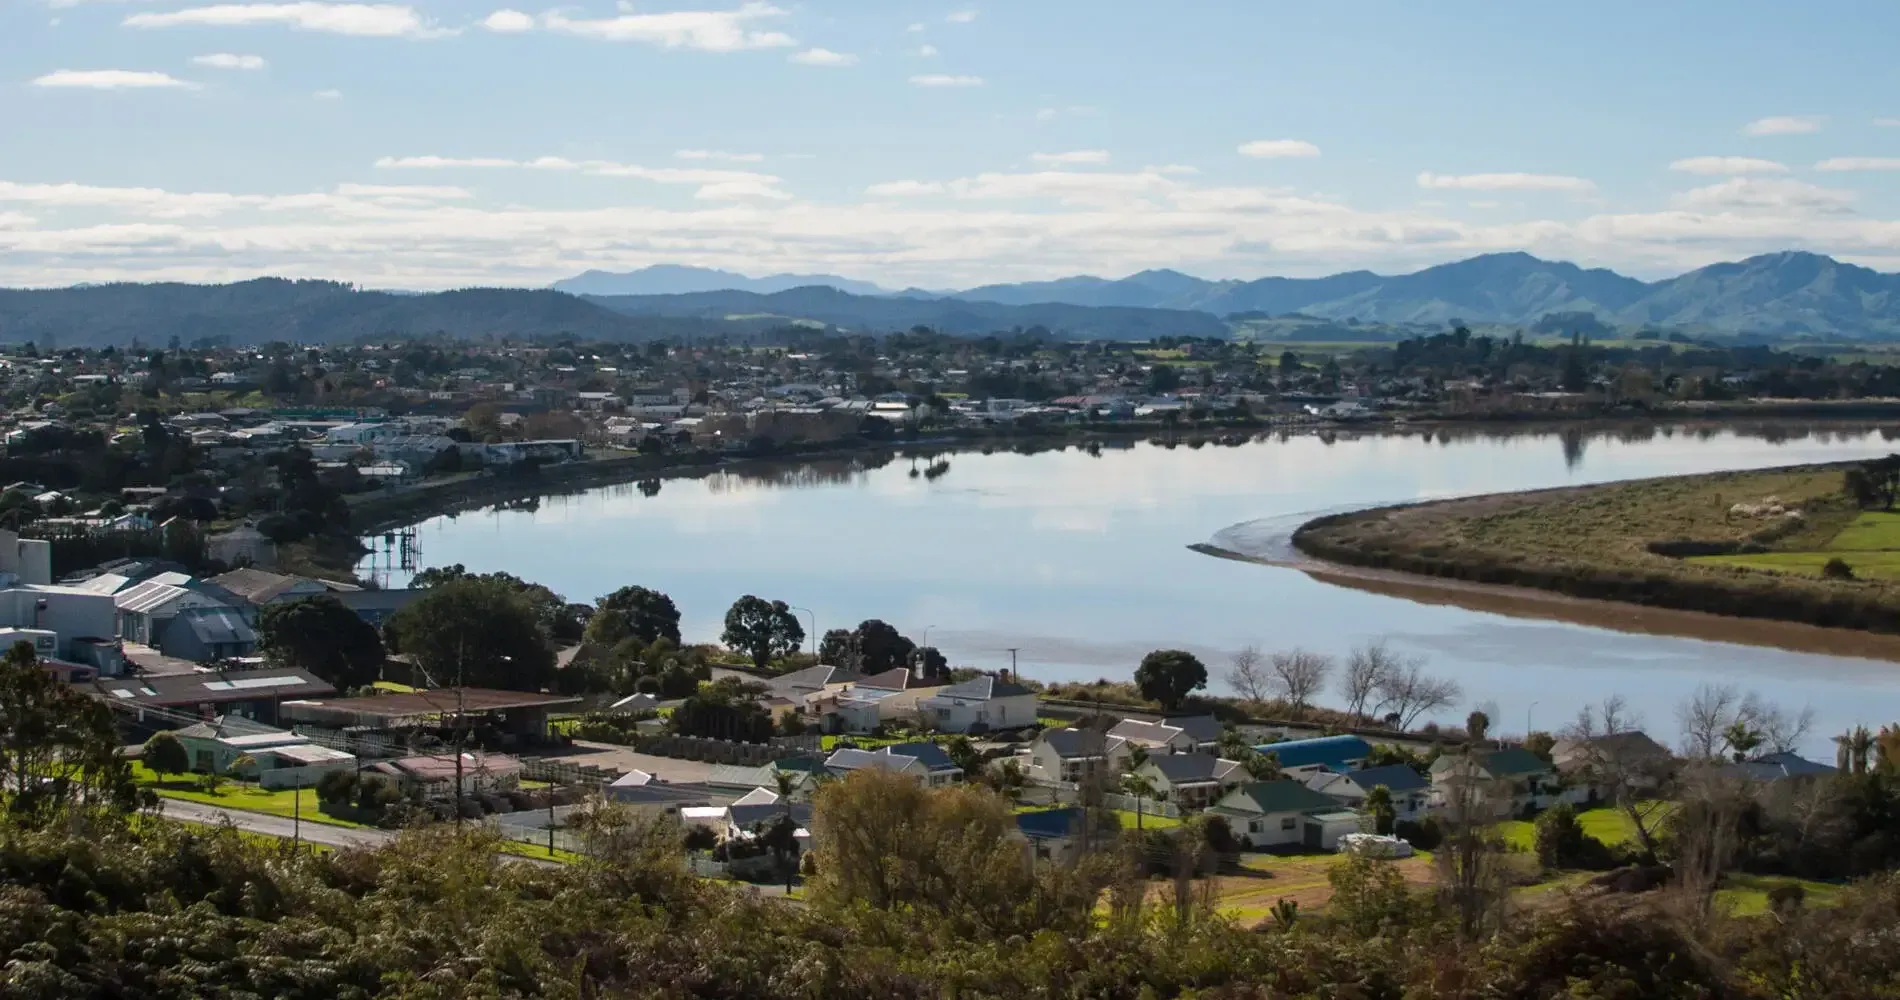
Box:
386 577 555 690
256 594 386 690
720 595 805 670
143 730 190 779
1134 649 1207 711
0 640 134 816
598 585 682 645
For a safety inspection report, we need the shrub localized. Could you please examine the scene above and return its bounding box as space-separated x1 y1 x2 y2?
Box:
1534 803 1618 870
1395 817 1443 852
1823 557 1855 580
315 768 358 806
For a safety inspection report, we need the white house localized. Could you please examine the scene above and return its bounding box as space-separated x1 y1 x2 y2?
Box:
823 745 962 785
1133 752 1247 810
1208 779 1342 849
917 675 1039 734
1029 727 1131 785
1430 747 1579 818
1304 764 1433 823
1108 714 1222 754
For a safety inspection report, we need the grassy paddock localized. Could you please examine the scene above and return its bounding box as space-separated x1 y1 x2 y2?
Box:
133 762 368 829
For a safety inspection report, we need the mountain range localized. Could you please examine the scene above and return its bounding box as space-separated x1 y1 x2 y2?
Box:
2 251 1898 346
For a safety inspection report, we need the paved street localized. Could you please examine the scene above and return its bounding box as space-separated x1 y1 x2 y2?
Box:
157 798 394 850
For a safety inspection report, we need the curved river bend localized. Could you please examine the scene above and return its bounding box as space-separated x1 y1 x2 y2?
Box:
362 425 1900 754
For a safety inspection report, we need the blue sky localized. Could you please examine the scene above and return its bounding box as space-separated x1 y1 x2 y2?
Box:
4 0 1900 288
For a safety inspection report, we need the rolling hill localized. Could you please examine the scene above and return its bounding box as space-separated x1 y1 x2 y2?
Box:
553 265 889 297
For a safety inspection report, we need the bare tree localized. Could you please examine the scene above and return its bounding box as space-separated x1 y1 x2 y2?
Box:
1372 658 1462 730
1432 755 1511 940
1223 645 1270 705
1563 694 1643 742
1338 641 1405 721
1666 762 1753 926
1676 683 1814 760
1267 648 1333 716
1561 692 1672 864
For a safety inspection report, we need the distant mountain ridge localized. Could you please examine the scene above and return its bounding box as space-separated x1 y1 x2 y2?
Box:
557 251 1900 336
553 265 891 297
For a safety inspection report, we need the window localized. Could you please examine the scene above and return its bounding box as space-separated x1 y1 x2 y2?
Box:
1280 816 1296 831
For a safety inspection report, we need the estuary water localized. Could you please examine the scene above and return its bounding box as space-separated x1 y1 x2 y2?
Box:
363 424 1900 753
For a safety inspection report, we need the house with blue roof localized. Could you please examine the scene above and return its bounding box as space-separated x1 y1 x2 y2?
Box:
1252 735 1373 776
1015 807 1089 863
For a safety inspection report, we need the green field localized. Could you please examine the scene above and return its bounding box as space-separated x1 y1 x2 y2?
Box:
1715 873 1845 915
1691 510 1900 579
133 762 367 829
1496 804 1656 854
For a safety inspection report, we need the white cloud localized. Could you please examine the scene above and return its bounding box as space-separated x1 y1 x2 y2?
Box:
1742 115 1823 136
945 169 1181 206
1672 177 1855 214
906 21 925 31
910 74 982 87
480 8 533 32
1876 117 1900 128
541 4 794 51
1035 107 1056 121
676 149 765 162
1237 139 1320 159
1145 164 1199 176
916 43 938 57
1814 157 1900 172
865 180 944 197
334 183 470 199
789 47 855 66
31 69 197 89
375 153 786 192
1031 150 1110 166
694 180 791 201
945 9 977 23
313 88 342 99
1668 156 1787 175
1416 171 1595 193
191 52 267 70
125 3 439 38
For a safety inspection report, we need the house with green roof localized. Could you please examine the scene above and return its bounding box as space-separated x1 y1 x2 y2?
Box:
1209 779 1347 849
1429 746 1577 817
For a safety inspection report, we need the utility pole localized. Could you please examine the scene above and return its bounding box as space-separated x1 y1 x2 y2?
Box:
1005 647 1020 683
293 771 301 847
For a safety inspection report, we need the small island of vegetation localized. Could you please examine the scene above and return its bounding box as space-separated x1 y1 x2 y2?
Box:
1293 455 1900 634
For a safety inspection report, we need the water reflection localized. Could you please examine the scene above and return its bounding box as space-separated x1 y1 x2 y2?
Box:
374 421 1900 754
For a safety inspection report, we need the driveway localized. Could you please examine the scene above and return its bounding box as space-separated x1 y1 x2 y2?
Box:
530 741 719 783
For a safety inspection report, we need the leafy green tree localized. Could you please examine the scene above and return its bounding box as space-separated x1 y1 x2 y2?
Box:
256 595 386 690
1134 649 1207 711
720 595 805 669
1364 784 1396 835
143 730 190 780
386 577 554 690
598 586 682 645
0 640 134 816
669 678 772 742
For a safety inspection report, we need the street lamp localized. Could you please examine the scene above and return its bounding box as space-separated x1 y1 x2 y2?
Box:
1526 701 1539 741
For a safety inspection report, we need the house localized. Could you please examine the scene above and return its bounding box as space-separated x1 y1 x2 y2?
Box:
1015 806 1090 864
767 664 865 702
91 667 335 726
1108 714 1222 754
1305 764 1433 823
208 568 354 609
917 674 1039 734
605 776 726 817
1430 747 1576 817
1029 727 1131 785
371 752 523 799
1731 751 1837 783
168 716 356 789
1551 731 1673 800
1252 735 1374 776
1209 779 1343 849
162 606 259 661
883 742 966 786
1134 752 1247 810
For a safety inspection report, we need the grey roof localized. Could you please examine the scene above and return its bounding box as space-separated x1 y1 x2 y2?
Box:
1733 751 1837 782
884 741 958 771
1038 727 1127 759
176 607 256 646
934 675 1034 701
706 763 783 789
1144 752 1229 783
824 748 918 773
171 714 287 741
1162 715 1222 743
92 668 335 709
116 581 230 617
1349 764 1430 794
769 664 864 697
728 801 812 831
606 780 728 807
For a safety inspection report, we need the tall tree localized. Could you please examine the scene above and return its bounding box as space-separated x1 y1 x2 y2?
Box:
256 594 386 690
597 586 682 645
1268 648 1333 717
386 577 554 690
1134 650 1207 712
142 730 190 780
721 596 805 670
0 641 134 816
1224 645 1270 704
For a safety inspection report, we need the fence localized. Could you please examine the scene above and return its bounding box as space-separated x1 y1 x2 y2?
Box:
1104 793 1183 819
519 758 614 791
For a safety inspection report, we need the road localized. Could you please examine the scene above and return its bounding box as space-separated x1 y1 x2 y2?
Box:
157 798 395 849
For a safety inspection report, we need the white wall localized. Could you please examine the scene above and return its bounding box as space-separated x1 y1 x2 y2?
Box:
1223 809 1306 848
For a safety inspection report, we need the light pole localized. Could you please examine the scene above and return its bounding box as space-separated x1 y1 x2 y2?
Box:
1526 701 1539 741
790 606 817 657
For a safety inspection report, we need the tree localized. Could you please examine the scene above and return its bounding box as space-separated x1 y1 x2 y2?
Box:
1134 650 1207 711
0 641 133 816
228 753 257 789
1364 784 1396 835
1121 772 1159 830
1267 648 1332 716
143 731 190 781
597 586 681 645
720 596 805 670
385 577 555 691
1675 683 1810 760
850 620 915 674
1223 645 1270 704
1466 710 1491 744
669 677 773 742
256 595 386 690
1339 641 1404 721
1371 657 1461 730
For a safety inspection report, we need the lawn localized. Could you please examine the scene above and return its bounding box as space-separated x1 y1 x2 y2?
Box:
1826 511 1900 551
1495 805 1656 854
1715 874 1845 916
1689 510 1900 579
132 762 367 829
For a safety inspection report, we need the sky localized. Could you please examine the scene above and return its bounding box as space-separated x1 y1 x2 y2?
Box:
4 0 1900 290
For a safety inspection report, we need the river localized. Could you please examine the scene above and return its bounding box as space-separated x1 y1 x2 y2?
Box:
361 424 1900 754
